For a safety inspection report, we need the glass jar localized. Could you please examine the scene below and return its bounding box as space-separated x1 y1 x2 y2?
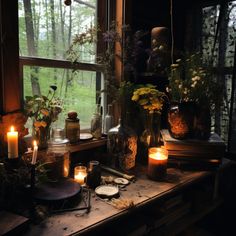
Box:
65 111 80 143
86 160 101 189
46 129 70 180
74 165 87 186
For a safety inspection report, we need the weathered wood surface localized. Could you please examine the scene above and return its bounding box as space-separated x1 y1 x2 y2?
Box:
24 167 210 236
0 211 29 235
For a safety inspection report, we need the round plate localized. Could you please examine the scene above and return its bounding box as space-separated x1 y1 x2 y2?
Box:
80 133 93 141
33 178 81 201
95 185 119 198
114 177 129 185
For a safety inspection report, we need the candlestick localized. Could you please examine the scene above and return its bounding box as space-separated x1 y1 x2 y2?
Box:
31 140 38 165
74 165 87 185
148 147 168 180
7 126 18 159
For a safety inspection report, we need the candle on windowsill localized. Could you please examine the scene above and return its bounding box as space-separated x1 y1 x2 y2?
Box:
7 126 18 159
74 165 87 185
148 147 168 180
31 140 38 165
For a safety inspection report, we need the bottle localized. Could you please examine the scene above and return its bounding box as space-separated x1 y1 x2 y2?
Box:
91 104 102 139
103 104 114 135
65 111 80 143
86 160 101 189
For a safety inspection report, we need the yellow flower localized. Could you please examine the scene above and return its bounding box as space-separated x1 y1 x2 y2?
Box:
131 94 139 101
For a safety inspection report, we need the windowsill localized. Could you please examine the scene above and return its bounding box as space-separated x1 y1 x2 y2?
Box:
23 135 107 154
68 137 107 153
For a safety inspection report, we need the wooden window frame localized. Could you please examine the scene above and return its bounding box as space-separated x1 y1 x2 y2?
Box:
0 0 114 115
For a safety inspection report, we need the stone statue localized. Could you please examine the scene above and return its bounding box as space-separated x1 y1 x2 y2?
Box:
147 27 170 75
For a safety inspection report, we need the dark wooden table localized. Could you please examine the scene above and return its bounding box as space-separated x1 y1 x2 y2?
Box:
22 161 228 236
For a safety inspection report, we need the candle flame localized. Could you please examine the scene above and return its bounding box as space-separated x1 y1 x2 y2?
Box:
33 140 37 147
149 147 168 160
10 126 14 132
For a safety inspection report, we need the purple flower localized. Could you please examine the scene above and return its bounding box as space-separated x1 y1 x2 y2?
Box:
102 31 117 43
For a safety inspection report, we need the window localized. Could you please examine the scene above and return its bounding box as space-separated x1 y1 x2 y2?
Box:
18 0 105 129
201 1 236 152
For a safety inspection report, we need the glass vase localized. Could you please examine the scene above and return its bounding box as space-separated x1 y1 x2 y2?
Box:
107 119 137 171
167 102 195 139
32 125 51 149
138 112 161 164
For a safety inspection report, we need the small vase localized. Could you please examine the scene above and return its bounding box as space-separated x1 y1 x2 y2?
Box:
168 101 195 139
138 112 161 164
32 125 51 149
107 119 137 171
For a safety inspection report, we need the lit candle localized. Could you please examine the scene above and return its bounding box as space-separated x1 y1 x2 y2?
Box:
148 147 168 180
74 165 87 185
7 126 18 159
31 140 38 165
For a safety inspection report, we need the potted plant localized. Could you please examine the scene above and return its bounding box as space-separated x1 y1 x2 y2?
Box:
167 52 223 139
24 86 63 149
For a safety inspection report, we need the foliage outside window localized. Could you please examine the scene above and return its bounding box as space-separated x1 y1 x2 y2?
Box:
201 1 236 150
19 0 100 129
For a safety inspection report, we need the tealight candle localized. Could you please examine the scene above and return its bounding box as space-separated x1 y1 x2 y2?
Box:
74 165 87 185
7 126 18 159
148 147 168 180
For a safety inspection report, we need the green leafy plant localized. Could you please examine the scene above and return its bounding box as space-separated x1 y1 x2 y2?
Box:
24 85 63 131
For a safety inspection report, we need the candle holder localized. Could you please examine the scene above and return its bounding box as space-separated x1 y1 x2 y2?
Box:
147 147 168 181
30 164 36 190
74 165 87 186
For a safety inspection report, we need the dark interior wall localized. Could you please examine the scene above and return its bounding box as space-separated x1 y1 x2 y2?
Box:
128 0 188 51
128 0 213 53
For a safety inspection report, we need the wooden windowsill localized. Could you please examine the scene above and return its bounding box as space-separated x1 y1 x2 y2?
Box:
67 137 107 153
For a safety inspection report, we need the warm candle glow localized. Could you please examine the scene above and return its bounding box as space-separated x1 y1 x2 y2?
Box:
149 152 168 161
31 140 38 165
7 126 18 159
148 147 168 180
74 166 87 185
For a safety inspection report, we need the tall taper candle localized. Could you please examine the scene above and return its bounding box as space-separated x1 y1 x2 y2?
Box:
7 126 18 159
31 140 38 165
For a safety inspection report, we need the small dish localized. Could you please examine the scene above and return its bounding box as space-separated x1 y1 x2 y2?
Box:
95 185 119 198
114 177 129 185
80 133 93 141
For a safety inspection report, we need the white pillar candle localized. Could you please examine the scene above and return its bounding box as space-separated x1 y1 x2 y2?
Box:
31 140 38 165
7 126 18 159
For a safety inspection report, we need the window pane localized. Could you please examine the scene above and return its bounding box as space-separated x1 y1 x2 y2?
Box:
23 66 100 129
19 0 97 62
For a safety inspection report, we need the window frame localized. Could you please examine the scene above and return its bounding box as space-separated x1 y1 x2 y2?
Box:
0 0 111 114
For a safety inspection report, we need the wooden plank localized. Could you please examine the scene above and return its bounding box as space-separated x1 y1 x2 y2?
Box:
0 211 29 235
